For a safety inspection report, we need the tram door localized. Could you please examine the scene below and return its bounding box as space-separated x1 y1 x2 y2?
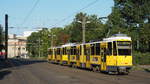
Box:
101 44 107 71
53 49 56 62
60 48 62 64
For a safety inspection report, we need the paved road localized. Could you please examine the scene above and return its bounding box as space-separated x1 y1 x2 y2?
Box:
0 59 150 84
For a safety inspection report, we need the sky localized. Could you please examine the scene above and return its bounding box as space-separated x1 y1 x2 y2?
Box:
0 0 114 35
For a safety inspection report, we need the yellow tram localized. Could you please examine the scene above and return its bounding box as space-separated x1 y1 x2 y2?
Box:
48 34 132 74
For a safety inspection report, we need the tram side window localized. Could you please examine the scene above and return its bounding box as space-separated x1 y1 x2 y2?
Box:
59 49 60 55
113 41 117 56
91 44 95 55
51 50 53 55
80 46 82 55
60 49 61 55
107 42 112 55
56 50 58 55
67 48 70 55
57 48 59 55
65 48 67 55
49 49 52 55
96 43 100 55
84 45 86 55
56 49 58 55
50 49 53 55
52 49 54 55
63 48 64 55
54 49 57 55
76 48 79 56
71 47 73 55
63 48 66 55
74 46 76 55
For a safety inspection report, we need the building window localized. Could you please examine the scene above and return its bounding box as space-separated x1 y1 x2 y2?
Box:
18 48 20 50
23 48 26 50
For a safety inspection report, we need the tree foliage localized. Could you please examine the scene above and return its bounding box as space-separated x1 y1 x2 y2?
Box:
66 12 105 43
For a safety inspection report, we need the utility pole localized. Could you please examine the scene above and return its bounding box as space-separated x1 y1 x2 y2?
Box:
51 32 54 48
82 16 86 44
5 14 8 60
77 16 90 68
81 16 86 68
137 26 140 50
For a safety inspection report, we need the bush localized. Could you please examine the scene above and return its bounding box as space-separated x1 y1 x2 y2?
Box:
133 51 150 65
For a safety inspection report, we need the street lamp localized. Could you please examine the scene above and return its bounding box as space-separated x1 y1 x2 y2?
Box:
77 16 90 44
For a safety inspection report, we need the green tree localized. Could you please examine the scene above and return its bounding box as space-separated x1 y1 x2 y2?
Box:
114 0 150 27
65 12 105 43
27 32 40 57
39 28 50 57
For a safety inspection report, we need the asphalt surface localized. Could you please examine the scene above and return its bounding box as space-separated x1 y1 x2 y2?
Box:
0 59 150 84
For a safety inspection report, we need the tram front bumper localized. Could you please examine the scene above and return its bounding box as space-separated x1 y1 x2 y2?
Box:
107 66 132 72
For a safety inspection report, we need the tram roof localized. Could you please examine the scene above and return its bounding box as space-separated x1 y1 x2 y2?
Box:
62 43 77 47
103 36 131 42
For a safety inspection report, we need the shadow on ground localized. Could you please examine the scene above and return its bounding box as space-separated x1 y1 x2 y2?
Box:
0 59 46 80
0 70 11 80
0 59 12 70
0 58 47 70
9 58 47 67
144 69 150 73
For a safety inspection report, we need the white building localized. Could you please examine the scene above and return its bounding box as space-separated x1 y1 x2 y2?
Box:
8 34 29 58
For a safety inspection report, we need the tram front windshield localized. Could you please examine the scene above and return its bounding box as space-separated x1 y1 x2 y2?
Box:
117 41 131 55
